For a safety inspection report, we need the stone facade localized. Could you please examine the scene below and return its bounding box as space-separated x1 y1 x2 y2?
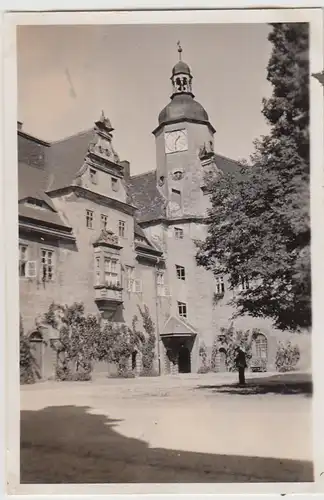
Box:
18 51 311 380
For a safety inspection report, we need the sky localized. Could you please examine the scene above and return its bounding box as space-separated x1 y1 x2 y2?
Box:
17 23 272 174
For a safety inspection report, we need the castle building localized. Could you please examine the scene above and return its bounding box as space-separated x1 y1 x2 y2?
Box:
18 46 311 379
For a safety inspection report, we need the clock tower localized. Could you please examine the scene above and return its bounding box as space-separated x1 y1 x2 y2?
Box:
153 42 216 218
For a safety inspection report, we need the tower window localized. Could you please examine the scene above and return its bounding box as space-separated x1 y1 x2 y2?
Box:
101 214 108 230
215 276 225 295
177 301 187 319
174 227 184 239
89 168 98 184
176 265 186 281
171 188 181 206
86 210 94 229
118 220 126 238
111 177 119 192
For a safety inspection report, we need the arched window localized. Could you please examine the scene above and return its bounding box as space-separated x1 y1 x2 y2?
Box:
254 334 268 360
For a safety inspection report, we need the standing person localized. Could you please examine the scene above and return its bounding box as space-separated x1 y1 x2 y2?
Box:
235 347 247 385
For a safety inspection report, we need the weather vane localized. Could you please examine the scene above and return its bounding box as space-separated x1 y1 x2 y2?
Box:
177 40 183 61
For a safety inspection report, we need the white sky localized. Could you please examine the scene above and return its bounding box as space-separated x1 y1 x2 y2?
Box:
17 23 272 174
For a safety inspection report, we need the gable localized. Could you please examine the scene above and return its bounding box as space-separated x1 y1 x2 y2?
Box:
161 316 197 337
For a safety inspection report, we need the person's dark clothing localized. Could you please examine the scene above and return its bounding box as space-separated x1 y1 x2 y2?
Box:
238 366 245 385
235 349 247 385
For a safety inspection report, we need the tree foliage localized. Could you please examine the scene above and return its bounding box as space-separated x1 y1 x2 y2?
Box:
196 23 310 331
214 324 253 372
275 340 300 372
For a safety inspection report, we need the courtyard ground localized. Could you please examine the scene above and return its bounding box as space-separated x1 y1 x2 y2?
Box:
20 371 313 484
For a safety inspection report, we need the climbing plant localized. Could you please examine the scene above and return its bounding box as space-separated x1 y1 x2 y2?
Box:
43 302 101 381
137 305 156 376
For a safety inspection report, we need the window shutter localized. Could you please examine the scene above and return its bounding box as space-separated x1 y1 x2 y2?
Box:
25 260 37 278
127 278 134 293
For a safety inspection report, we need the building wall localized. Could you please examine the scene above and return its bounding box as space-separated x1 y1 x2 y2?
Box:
155 122 213 219
19 231 71 332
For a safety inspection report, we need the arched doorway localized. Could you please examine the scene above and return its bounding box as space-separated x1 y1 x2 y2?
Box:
218 347 227 372
29 330 43 380
131 351 137 371
178 345 191 373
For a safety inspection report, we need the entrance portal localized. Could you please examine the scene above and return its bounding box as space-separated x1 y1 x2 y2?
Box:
178 345 191 373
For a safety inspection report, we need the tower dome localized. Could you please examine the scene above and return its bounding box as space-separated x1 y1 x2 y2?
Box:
153 42 215 134
158 94 210 126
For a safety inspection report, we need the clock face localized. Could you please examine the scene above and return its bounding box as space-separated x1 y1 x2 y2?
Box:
165 129 188 154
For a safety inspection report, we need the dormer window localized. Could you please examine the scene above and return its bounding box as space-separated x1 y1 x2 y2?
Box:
89 168 98 184
25 198 46 210
111 177 119 192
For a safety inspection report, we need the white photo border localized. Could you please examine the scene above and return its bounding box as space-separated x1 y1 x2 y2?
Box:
1 6 323 497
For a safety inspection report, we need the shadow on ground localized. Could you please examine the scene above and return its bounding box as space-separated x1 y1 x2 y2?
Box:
195 373 312 397
21 405 313 484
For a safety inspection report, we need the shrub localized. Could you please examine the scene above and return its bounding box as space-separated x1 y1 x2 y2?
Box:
20 316 36 384
198 342 210 373
138 305 156 376
275 341 300 372
198 365 210 374
210 338 218 372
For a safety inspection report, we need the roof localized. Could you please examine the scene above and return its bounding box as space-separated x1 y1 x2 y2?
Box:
45 129 95 192
161 316 198 337
158 94 211 129
128 170 167 223
172 60 191 76
214 153 242 177
19 202 71 229
128 154 241 224
18 162 70 229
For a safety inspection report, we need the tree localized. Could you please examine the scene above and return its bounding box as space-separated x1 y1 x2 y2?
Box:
196 23 310 331
44 302 102 379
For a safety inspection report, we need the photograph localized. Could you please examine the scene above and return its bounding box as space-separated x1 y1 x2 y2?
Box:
9 10 320 489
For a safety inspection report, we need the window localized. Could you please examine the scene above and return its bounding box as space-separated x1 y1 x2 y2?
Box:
176 265 186 281
95 256 101 285
104 258 119 286
240 277 250 291
174 227 184 239
157 271 166 296
101 214 108 230
86 210 94 229
118 220 126 238
19 245 28 277
254 334 268 360
126 266 135 292
25 198 45 209
41 249 54 282
89 168 98 184
177 301 187 319
111 177 119 192
215 276 225 295
171 188 181 206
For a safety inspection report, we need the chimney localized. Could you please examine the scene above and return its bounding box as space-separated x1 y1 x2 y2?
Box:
17 121 23 131
120 160 130 180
